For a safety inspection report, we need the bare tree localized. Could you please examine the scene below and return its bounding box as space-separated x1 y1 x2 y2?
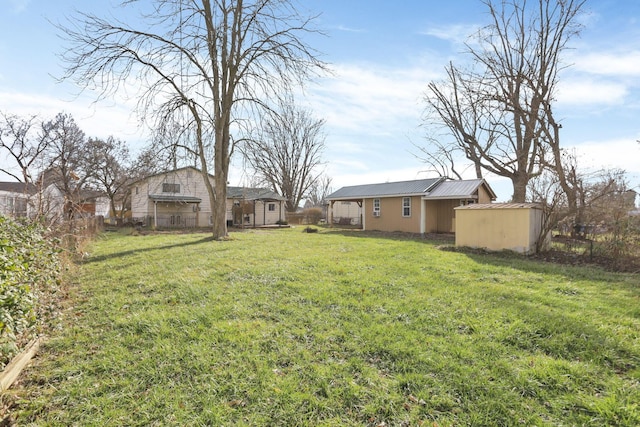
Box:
0 112 49 184
423 0 585 202
243 99 326 212
40 113 94 219
85 136 132 219
306 174 332 208
58 0 326 239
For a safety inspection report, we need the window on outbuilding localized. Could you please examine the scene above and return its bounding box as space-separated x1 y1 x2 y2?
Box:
402 197 411 217
373 198 381 216
268 203 276 211
162 183 180 193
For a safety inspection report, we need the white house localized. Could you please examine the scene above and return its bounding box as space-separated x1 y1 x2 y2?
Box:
0 182 36 218
130 167 286 228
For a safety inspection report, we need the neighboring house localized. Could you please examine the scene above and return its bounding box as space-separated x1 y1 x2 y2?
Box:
326 177 496 234
130 167 286 228
0 182 36 218
40 184 109 222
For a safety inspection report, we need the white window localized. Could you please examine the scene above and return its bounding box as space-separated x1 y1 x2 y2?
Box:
373 198 380 217
402 197 411 217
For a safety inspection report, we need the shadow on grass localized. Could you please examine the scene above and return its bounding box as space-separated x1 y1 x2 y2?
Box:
79 235 217 265
322 227 455 244
325 227 639 293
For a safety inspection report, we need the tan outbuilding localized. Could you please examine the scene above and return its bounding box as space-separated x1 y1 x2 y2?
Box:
455 203 549 255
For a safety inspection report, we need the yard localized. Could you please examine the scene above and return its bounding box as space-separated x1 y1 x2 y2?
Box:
4 228 640 425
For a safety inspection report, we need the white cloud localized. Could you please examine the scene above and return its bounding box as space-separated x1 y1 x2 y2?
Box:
570 138 640 176
556 78 628 106
335 25 366 33
308 62 438 134
419 24 479 45
572 51 640 77
0 90 147 147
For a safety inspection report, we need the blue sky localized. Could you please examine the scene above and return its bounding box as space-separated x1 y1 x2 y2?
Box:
1 0 639 201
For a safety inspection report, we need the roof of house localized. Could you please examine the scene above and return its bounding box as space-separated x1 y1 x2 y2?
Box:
423 179 497 200
455 202 542 210
327 177 497 201
149 194 202 203
327 178 443 199
227 186 286 201
129 166 206 187
131 168 285 201
0 181 37 194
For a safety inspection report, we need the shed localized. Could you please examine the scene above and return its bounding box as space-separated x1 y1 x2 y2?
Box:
454 203 548 255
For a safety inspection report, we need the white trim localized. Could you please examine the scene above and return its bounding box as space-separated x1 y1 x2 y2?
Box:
402 197 411 217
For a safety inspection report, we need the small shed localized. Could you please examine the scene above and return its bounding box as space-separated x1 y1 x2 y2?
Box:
454 203 548 255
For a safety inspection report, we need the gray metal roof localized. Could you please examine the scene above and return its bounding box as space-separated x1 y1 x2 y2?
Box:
423 179 490 200
149 194 202 203
327 178 443 199
455 202 542 210
227 186 285 201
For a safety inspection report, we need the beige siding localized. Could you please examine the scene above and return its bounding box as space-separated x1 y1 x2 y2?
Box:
427 199 459 233
455 204 546 254
477 184 493 203
364 196 422 233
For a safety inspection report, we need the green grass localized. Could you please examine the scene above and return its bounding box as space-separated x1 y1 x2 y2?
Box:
9 228 640 426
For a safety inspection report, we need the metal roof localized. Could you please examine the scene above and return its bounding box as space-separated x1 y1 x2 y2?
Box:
227 186 286 201
327 178 443 199
455 202 542 210
423 179 492 200
149 194 202 203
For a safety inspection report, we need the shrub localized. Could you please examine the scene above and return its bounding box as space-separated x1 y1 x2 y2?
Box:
303 207 323 225
0 215 61 368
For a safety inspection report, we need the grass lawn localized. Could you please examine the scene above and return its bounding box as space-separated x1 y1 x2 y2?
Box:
7 228 640 426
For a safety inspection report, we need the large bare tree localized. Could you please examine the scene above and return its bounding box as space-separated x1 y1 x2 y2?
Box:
423 0 585 202
58 0 326 239
40 113 94 219
243 99 326 212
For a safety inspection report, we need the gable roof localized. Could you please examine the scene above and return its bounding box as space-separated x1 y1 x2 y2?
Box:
129 166 208 187
327 177 497 201
455 202 540 210
327 178 444 199
0 181 37 194
227 186 286 201
423 179 497 200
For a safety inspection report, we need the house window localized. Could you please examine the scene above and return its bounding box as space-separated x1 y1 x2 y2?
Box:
373 198 380 217
162 183 180 193
402 197 411 217
268 203 276 211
